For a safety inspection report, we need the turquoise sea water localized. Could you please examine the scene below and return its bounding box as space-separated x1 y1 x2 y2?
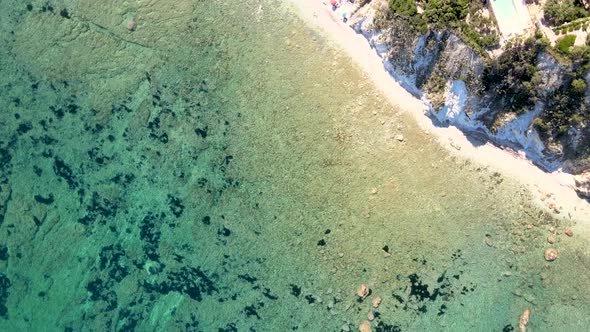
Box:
0 1 589 331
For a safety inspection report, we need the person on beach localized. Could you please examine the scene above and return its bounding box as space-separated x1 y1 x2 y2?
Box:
342 12 348 23
330 0 338 10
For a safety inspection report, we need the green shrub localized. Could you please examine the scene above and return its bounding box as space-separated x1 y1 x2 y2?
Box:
571 78 587 94
544 0 588 26
571 114 584 124
389 0 417 17
483 38 545 112
421 0 470 28
557 34 577 53
543 76 588 136
533 118 548 131
558 125 570 135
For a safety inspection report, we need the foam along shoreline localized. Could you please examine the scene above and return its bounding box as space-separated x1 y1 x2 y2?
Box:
286 0 590 226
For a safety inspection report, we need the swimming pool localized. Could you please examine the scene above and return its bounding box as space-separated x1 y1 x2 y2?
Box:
491 0 532 37
493 0 518 22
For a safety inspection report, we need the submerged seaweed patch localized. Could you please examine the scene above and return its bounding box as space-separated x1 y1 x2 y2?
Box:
202 215 211 225
0 273 10 319
262 287 279 300
33 193 54 205
0 246 8 261
375 321 402 332
139 212 164 261
195 127 208 139
219 322 238 332
289 284 301 297
86 277 118 311
0 146 13 177
244 301 264 320
78 192 118 225
238 274 257 284
98 244 130 282
16 121 32 135
53 157 78 189
391 250 474 315
167 195 184 218
143 266 218 302
218 226 231 237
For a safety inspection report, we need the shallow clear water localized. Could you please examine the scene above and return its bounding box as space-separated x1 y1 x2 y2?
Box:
0 1 589 331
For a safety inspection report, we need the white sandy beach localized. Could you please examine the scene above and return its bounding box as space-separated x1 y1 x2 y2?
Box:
287 0 590 227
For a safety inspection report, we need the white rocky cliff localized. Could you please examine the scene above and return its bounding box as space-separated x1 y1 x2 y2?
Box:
347 0 590 198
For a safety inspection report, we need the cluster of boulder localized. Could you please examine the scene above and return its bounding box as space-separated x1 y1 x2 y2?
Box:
544 227 574 262
355 284 381 332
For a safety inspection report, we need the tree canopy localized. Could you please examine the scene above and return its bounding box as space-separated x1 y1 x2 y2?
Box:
543 0 588 26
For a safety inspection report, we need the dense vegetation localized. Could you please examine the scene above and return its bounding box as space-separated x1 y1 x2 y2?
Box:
536 78 588 139
389 0 418 17
420 0 469 28
483 37 546 113
557 34 577 53
480 32 589 142
388 0 498 53
535 44 590 143
543 0 588 26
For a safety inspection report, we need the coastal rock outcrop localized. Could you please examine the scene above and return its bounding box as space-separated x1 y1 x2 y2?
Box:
574 172 590 200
